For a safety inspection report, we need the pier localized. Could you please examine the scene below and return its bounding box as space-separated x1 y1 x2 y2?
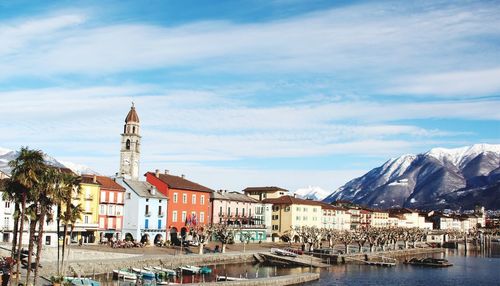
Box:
259 252 330 268
182 273 320 286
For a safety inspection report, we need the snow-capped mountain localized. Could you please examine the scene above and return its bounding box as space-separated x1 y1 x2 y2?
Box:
294 186 330 200
323 144 500 210
0 147 99 176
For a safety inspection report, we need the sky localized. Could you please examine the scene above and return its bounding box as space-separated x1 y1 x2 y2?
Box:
0 0 499 193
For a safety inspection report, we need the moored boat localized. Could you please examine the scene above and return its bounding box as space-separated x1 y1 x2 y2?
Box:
179 265 201 274
270 248 298 257
404 257 453 267
216 275 248 281
153 266 177 276
199 266 212 274
64 277 100 286
113 269 137 280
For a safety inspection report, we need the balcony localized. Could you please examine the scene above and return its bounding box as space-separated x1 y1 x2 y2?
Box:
158 212 165 217
84 195 93 201
145 212 151 217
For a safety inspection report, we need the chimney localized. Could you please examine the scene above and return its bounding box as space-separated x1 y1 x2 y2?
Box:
164 169 169 174
181 174 185 179
93 175 97 184
155 169 160 178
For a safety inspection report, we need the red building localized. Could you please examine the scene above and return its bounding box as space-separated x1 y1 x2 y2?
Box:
146 170 213 241
96 176 126 241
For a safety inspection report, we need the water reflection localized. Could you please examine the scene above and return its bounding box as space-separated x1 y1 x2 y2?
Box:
92 242 499 286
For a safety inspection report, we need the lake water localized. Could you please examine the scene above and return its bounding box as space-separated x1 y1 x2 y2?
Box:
103 242 500 285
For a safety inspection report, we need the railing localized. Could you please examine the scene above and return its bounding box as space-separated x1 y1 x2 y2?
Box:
145 212 151 217
158 212 165 217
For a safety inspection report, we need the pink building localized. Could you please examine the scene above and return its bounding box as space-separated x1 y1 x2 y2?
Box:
211 190 268 242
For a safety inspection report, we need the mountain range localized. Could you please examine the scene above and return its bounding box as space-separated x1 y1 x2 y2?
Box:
0 147 98 176
294 186 330 200
323 144 500 210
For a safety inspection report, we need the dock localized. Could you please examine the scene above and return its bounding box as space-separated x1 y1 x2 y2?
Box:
181 272 320 286
343 254 396 267
259 252 330 268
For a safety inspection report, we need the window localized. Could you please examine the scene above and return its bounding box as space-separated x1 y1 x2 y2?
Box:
228 207 231 215
182 194 187 204
219 206 223 216
145 205 150 216
182 211 187 223
117 192 123 203
272 206 279 211
200 212 204 223
303 216 307 221
173 193 178 203
109 192 115 203
272 225 279 231
272 215 279 220
303 207 307 212
99 205 105 215
200 195 205 205
126 139 131 150
99 217 104 228
127 193 131 199
158 206 162 216
84 215 89 224
145 219 149 229
158 219 162 229
108 205 114 215
296 207 300 212
313 208 317 212
116 206 123 216
45 236 51 246
192 194 196 204
100 191 106 202
242 208 245 217
285 206 290 212
296 216 301 221
236 208 239 216
4 217 9 228
108 217 113 228
172 211 178 222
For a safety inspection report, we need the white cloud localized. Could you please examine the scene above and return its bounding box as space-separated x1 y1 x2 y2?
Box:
386 68 500 96
0 2 499 98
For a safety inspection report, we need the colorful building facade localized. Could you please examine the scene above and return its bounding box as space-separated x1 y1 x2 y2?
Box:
146 170 213 242
96 176 126 241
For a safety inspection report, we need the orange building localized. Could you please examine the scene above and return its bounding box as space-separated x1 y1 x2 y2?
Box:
96 176 126 241
146 170 213 243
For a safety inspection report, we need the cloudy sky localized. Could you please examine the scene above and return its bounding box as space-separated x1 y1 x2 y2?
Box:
1 0 499 193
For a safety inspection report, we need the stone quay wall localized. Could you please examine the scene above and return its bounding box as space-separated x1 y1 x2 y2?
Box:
40 252 257 277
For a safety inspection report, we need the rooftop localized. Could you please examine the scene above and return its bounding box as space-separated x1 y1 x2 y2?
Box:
148 172 213 193
243 186 289 193
122 179 168 199
212 190 260 203
96 176 125 191
262 195 321 207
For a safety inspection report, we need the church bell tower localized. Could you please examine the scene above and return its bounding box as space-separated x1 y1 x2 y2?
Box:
119 103 141 180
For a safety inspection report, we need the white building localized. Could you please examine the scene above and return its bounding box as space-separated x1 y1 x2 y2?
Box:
118 178 168 244
321 203 351 230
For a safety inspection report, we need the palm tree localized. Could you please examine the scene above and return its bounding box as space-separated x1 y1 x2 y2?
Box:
8 147 45 285
65 203 84 267
59 173 82 275
33 167 60 285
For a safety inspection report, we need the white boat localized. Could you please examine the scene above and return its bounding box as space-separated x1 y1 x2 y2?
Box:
112 269 137 280
131 268 155 279
270 248 298 257
153 266 177 276
216 275 248 281
179 265 201 274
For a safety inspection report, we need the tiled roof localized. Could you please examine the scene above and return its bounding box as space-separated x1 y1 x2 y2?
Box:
96 176 125 191
125 105 140 123
212 191 259 203
262 195 321 206
148 172 213 193
81 175 101 185
122 179 167 199
243 186 289 193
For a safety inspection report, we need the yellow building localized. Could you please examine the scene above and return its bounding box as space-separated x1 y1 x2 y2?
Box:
262 196 322 241
70 175 101 244
243 186 289 201
370 209 389 228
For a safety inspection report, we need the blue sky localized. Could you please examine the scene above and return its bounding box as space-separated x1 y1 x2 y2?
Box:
0 0 499 192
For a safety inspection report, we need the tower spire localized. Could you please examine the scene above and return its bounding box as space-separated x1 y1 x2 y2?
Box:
119 104 141 180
